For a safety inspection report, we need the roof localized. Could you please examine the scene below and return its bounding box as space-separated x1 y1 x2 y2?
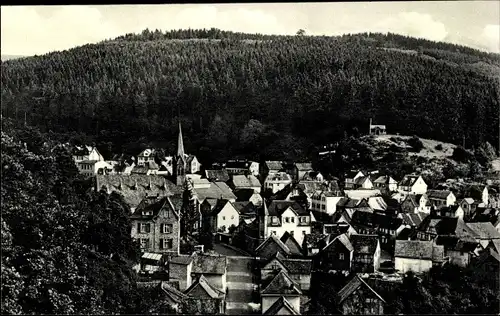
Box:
231 175 261 188
337 274 385 304
418 216 478 240
344 189 381 200
462 198 475 205
193 182 237 202
345 170 363 179
255 235 291 255
263 296 300 315
226 160 252 169
266 172 292 182
323 233 354 252
233 188 258 202
399 212 428 227
205 169 230 182
160 281 188 303
350 234 379 255
280 232 304 256
185 275 225 299
261 270 302 295
72 145 93 156
270 252 312 274
191 254 227 275
169 255 194 265
295 162 313 171
131 195 181 220
232 201 257 216
96 175 182 209
466 222 500 239
266 161 284 171
267 200 309 216
141 252 163 261
399 174 421 187
427 190 453 200
355 175 371 185
395 240 441 260
367 196 388 211
210 199 233 216
373 175 395 184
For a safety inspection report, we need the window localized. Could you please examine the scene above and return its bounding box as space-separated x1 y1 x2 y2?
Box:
140 238 150 249
271 263 280 270
322 205 326 210
302 230 306 235
271 231 276 235
285 217 290 223
272 217 279 224
166 239 173 249
231 215 235 220
222 216 226 220
301 217 307 223
291 217 295 223
162 224 173 234
139 223 151 233
339 253 345 260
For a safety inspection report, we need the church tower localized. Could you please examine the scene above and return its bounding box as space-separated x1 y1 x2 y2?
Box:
174 122 186 186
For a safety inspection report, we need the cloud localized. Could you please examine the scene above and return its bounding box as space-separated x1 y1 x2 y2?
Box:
372 12 448 42
480 24 500 53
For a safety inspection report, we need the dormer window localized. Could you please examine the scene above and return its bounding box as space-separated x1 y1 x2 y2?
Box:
272 216 279 224
142 211 153 216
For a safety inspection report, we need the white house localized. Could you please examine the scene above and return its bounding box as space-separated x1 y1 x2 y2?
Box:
264 172 293 194
311 191 344 215
261 200 312 245
344 170 365 189
372 175 398 192
77 160 113 176
427 190 456 208
211 200 240 233
398 174 427 195
394 240 445 273
186 155 201 174
260 270 302 315
137 148 156 166
73 145 104 163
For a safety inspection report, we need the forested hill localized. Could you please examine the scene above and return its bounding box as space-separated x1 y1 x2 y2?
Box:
1 29 499 163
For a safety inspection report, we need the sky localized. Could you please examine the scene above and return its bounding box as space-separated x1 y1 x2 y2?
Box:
1 2 499 56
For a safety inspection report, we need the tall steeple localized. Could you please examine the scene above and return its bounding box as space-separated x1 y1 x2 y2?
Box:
177 121 185 158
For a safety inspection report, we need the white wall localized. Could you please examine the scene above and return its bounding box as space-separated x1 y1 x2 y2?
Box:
262 296 300 314
265 208 311 245
217 203 240 232
411 177 427 195
395 257 432 273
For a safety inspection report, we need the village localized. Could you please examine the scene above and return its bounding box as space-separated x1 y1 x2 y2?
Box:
68 122 500 315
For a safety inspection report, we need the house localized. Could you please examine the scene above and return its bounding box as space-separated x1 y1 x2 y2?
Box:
232 201 258 219
336 274 385 315
96 175 182 212
300 171 324 182
350 234 381 273
353 175 374 189
169 255 195 291
427 190 456 208
465 185 489 206
263 296 300 315
459 198 477 220
394 240 445 273
398 174 427 195
317 233 353 273
255 235 302 260
434 205 465 219
261 251 313 291
225 160 259 176
190 179 237 204
260 161 284 182
260 200 312 245
201 199 240 233
190 254 228 292
264 172 293 194
205 169 230 182
372 175 398 192
400 194 432 214
344 170 365 189
184 275 226 314
292 162 314 181
139 252 166 275
398 212 428 229
72 145 104 163
311 190 344 215
137 148 156 166
234 188 264 207
368 119 387 136
229 175 261 193
130 195 182 255
466 222 500 249
185 155 201 174
76 160 113 176
261 270 302 315
131 161 160 175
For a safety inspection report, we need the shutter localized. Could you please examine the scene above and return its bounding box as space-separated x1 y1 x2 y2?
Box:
160 223 164 234
137 223 141 233
146 223 151 233
160 238 164 249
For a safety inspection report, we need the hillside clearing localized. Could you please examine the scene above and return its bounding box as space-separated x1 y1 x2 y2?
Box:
373 134 457 159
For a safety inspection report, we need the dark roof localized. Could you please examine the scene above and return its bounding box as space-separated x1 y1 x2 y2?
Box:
191 254 227 275
350 234 379 255
345 170 363 179
271 252 312 274
280 232 304 255
231 175 261 188
160 281 188 303
131 195 181 220
399 212 428 227
233 188 258 202
232 201 256 216
170 255 194 265
427 190 453 200
355 175 371 185
96 175 181 209
193 182 237 202
226 160 252 169
263 296 299 315
399 174 421 187
185 275 225 299
394 240 444 261
396 227 416 240
350 211 402 230
336 274 385 305
418 216 477 240
267 200 309 216
205 169 230 182
211 199 233 216
261 270 302 295
265 161 284 171
255 235 291 256
323 233 354 252
295 162 313 171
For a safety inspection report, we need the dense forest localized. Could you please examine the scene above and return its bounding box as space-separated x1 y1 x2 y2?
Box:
1 28 499 166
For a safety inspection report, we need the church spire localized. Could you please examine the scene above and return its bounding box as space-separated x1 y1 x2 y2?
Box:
177 121 185 157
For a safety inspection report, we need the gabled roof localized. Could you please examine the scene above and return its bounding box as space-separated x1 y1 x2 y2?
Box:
191 254 227 275
184 275 225 299
267 200 309 216
399 174 421 187
418 216 477 240
280 232 303 255
399 212 428 227
336 274 385 304
350 234 379 255
131 195 181 220
355 175 371 185
263 296 300 315
261 270 302 295
466 222 500 239
462 197 475 205
232 201 257 216
266 161 284 171
210 199 235 216
205 169 230 182
345 170 364 179
160 281 188 303
394 240 444 261
193 182 237 202
266 172 292 182
268 252 312 275
231 175 261 188
323 233 354 252
367 196 388 211
294 162 313 171
233 188 258 202
427 190 453 200
255 235 291 256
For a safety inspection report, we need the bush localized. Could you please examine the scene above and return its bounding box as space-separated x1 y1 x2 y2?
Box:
408 136 424 152
452 146 474 163
435 144 443 151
